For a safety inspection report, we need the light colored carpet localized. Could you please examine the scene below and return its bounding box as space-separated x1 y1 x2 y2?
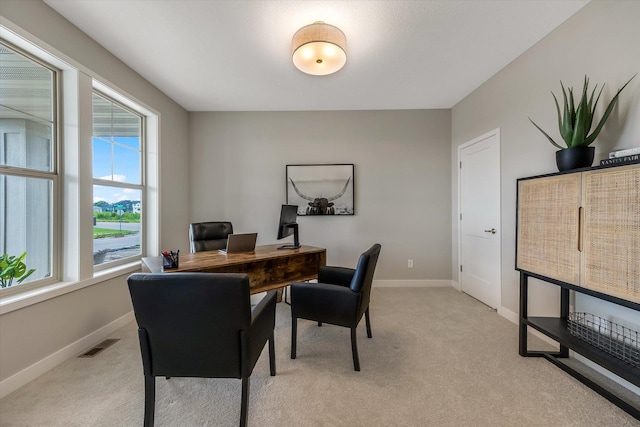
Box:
1 287 638 426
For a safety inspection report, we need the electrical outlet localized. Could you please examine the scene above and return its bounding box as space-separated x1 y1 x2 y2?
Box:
408 259 413 268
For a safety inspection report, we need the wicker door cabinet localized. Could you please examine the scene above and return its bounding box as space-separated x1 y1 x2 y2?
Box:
516 163 640 420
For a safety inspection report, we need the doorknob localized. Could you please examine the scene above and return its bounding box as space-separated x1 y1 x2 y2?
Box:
484 228 497 234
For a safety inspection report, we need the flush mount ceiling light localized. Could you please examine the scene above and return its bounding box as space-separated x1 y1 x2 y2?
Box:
292 21 346 76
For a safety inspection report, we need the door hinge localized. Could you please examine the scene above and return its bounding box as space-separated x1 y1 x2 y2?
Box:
460 213 462 220
460 265 463 272
459 161 462 169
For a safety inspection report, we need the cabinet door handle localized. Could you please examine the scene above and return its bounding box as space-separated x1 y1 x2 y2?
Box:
484 228 497 234
578 207 583 252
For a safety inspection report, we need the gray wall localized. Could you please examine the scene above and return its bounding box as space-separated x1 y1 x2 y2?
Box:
451 0 640 321
3 0 637 396
0 1 190 383
189 110 452 280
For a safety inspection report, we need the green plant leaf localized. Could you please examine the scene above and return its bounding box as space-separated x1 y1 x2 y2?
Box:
584 74 637 146
14 261 26 277
532 74 636 150
1 265 16 280
16 269 36 284
586 80 599 132
570 77 592 147
529 118 564 149
589 84 605 137
0 252 35 288
571 104 587 147
567 85 576 129
558 82 573 146
554 91 571 146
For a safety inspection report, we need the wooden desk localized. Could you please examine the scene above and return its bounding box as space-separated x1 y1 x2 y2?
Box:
141 244 326 294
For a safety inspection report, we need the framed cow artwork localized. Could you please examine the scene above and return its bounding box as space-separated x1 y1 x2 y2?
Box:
286 164 354 216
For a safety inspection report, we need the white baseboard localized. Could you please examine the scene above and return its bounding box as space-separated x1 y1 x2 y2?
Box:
373 279 454 288
498 306 518 324
497 306 557 347
0 311 134 399
451 280 461 291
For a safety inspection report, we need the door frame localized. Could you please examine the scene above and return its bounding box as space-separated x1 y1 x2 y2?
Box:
457 128 502 308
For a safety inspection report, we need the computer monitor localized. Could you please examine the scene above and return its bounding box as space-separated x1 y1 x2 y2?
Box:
277 204 300 249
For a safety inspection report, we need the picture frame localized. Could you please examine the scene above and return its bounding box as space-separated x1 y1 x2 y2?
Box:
286 164 355 216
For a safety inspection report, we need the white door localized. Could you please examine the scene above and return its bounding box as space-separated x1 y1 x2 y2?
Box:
459 129 501 308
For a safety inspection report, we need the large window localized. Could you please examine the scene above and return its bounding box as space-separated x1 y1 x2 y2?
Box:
0 32 157 301
92 92 143 267
0 41 57 288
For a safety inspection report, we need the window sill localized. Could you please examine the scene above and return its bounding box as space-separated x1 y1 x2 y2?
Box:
0 261 141 315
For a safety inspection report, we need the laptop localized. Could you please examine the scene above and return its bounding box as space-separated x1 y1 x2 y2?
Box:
218 233 258 254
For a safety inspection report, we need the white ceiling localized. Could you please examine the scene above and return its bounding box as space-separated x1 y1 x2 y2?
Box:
44 0 590 112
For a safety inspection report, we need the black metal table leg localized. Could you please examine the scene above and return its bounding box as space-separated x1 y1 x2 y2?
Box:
519 272 529 356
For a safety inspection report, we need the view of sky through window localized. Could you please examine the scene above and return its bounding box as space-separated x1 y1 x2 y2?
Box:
92 93 143 265
92 135 141 203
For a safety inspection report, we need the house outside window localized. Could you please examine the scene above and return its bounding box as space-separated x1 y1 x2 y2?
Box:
0 41 57 288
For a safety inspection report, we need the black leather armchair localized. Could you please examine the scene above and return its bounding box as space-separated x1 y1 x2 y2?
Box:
127 272 277 427
290 243 381 371
189 221 233 252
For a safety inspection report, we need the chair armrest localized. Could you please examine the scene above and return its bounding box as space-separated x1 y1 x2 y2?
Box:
247 289 277 372
318 266 355 287
251 289 277 324
291 282 360 327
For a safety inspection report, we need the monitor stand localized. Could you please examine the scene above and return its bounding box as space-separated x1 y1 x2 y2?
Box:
278 224 300 250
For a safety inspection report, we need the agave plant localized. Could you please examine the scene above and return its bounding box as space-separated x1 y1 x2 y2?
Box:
0 252 36 288
530 74 636 149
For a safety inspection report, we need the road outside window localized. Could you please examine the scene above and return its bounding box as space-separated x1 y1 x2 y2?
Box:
92 93 143 266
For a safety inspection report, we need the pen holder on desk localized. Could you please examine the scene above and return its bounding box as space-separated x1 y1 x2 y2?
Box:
162 250 179 270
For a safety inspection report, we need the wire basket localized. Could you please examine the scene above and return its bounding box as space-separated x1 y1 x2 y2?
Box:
568 312 640 368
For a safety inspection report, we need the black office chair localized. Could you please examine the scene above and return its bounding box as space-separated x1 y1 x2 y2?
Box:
127 272 277 427
290 243 381 371
189 221 233 252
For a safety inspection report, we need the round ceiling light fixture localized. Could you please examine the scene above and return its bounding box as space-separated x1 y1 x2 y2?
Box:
292 21 346 76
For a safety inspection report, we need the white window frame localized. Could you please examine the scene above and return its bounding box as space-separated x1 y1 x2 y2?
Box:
0 24 160 314
91 90 145 271
0 40 60 295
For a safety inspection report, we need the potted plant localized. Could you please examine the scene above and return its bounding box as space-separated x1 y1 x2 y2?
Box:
529 74 636 171
0 252 36 288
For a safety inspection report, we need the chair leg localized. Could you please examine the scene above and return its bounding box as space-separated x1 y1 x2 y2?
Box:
240 377 249 427
318 321 322 327
365 307 372 338
284 286 291 306
144 375 155 427
291 316 297 359
269 331 276 376
351 328 360 371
